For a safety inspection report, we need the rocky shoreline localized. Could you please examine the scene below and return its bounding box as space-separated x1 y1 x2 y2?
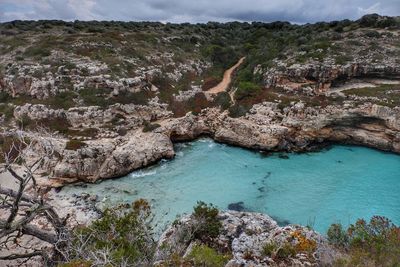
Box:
18 99 397 187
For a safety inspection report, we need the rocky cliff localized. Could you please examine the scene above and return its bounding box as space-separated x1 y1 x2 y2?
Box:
156 211 340 266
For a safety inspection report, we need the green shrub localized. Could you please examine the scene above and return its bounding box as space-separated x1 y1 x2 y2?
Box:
68 199 155 266
359 14 380 27
213 92 231 110
23 46 51 58
365 30 380 38
327 223 348 247
329 216 400 266
228 104 250 118
0 104 14 121
142 121 161 132
67 128 98 138
79 87 110 108
262 242 278 257
16 114 33 129
44 91 77 109
276 242 296 260
65 139 86 150
58 259 92 267
192 201 222 242
335 54 353 65
0 91 10 102
187 244 231 267
235 81 261 100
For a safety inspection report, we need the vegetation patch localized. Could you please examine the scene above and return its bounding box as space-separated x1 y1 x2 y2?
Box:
65 139 86 150
235 81 262 100
328 216 400 266
343 84 400 107
68 199 155 266
192 201 222 243
187 244 231 267
0 104 14 122
142 121 161 132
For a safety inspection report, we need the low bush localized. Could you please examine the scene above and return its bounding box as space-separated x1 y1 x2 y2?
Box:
228 104 250 118
327 223 348 247
16 114 33 129
67 128 98 138
328 216 400 266
65 139 86 150
276 242 296 260
335 54 353 65
192 201 222 242
142 121 161 132
213 92 231 110
68 199 155 266
0 104 14 121
235 81 261 100
262 241 296 261
187 244 231 267
0 91 11 102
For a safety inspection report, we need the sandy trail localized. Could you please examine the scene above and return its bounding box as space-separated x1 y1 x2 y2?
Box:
206 57 246 96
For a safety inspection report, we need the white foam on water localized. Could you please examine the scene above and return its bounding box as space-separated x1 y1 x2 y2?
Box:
129 170 157 178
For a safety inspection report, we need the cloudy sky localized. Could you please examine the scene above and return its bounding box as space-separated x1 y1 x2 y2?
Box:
0 0 399 23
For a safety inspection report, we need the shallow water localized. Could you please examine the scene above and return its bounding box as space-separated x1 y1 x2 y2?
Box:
60 138 400 234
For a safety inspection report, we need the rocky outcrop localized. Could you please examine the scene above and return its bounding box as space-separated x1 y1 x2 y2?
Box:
14 101 172 129
156 211 340 266
49 131 174 184
162 103 400 154
263 62 400 94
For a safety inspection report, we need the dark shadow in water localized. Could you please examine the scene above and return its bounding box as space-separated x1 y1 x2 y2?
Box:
262 172 271 184
278 154 289 159
228 201 246 211
271 216 291 226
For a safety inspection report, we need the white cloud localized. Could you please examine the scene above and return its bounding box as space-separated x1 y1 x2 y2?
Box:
0 0 399 23
358 2 381 16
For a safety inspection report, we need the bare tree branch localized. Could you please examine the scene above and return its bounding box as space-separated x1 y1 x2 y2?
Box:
0 129 69 265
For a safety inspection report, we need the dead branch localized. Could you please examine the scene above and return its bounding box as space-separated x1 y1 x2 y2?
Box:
0 129 69 266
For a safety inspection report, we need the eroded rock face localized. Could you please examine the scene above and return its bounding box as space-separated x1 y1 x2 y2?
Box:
263 62 400 94
156 211 340 266
50 131 175 183
212 103 400 153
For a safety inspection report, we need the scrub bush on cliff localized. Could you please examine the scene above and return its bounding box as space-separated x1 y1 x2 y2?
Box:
67 199 156 266
192 201 222 243
327 216 400 266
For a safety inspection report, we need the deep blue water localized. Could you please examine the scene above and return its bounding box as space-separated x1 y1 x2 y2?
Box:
61 138 400 234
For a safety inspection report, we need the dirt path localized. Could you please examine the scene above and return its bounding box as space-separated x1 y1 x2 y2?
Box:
206 57 246 96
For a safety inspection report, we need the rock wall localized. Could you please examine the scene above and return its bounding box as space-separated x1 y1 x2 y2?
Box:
263 62 400 94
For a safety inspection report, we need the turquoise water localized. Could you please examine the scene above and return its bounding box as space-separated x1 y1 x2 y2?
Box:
60 138 400 234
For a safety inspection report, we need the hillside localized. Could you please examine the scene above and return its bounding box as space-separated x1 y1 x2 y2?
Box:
0 14 399 185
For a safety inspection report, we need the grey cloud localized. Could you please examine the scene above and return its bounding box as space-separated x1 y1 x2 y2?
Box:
0 0 399 23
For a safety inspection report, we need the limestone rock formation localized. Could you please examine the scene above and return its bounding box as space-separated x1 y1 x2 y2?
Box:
156 211 340 266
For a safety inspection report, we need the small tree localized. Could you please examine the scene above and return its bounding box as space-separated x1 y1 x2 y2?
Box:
65 199 156 266
192 201 222 243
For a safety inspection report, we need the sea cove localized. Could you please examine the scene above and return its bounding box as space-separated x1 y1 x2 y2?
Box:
60 139 400 234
